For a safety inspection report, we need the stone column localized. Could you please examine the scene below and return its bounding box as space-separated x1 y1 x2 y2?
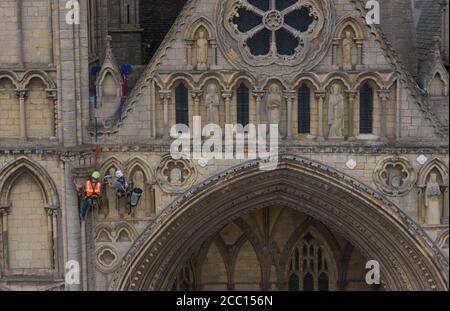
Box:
210 39 218 68
332 38 340 69
186 40 194 70
284 91 295 139
378 89 390 142
159 90 171 139
16 0 24 66
315 92 326 141
47 89 58 140
442 175 449 224
0 205 11 274
62 157 82 291
47 0 54 66
253 90 265 126
346 90 357 141
192 90 202 117
45 206 59 270
355 39 364 69
16 88 28 140
222 91 232 124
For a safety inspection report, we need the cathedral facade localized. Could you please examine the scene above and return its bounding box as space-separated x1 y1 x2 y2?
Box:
0 0 449 291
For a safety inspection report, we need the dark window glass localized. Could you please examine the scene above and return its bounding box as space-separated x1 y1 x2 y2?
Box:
233 8 261 33
276 0 297 11
249 0 270 11
303 272 314 291
284 7 315 32
175 83 189 126
237 83 250 126
247 28 272 56
298 83 311 133
288 273 300 291
276 28 298 56
318 273 329 291
360 82 374 134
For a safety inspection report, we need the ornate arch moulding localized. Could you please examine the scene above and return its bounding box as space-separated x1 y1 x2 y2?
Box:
109 155 448 291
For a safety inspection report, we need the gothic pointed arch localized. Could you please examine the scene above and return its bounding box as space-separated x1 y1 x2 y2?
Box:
0 157 59 208
110 155 448 291
100 156 125 176
126 157 154 182
417 158 449 225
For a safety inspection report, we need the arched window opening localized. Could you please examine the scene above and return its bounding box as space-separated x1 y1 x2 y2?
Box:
175 83 189 126
288 232 331 291
236 83 250 126
298 83 311 134
360 82 374 134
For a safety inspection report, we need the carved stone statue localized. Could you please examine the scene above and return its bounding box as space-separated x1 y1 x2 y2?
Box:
196 30 209 70
204 83 220 125
170 167 183 185
328 84 345 139
342 31 354 69
266 84 282 132
388 169 402 190
425 173 442 225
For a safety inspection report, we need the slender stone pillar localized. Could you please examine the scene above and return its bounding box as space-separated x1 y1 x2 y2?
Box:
16 0 24 66
332 38 340 68
346 90 357 141
210 39 218 68
378 89 390 142
315 92 326 141
284 91 295 139
186 41 194 70
253 90 265 126
160 91 171 139
48 0 54 66
16 88 28 140
0 205 11 274
222 91 232 124
63 157 82 291
192 90 202 117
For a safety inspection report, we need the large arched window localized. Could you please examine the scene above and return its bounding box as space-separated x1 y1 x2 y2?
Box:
288 232 330 291
359 82 374 134
236 83 250 126
175 83 189 126
297 83 311 134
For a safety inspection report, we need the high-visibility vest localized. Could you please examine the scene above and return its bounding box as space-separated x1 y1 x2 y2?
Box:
86 180 101 197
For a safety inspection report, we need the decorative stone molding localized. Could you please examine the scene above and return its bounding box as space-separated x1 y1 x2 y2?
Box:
109 155 448 291
373 156 417 197
216 0 335 79
96 245 121 274
156 154 197 194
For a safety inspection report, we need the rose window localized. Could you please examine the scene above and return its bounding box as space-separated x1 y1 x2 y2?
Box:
217 0 333 77
230 0 318 57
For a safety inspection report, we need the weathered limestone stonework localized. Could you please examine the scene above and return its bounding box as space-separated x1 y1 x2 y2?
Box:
0 0 448 291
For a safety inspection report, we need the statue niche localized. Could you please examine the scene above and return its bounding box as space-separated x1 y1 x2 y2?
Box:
196 29 210 71
327 84 345 139
417 160 449 226
130 168 156 218
265 83 282 135
341 30 355 70
425 173 443 225
204 83 220 125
